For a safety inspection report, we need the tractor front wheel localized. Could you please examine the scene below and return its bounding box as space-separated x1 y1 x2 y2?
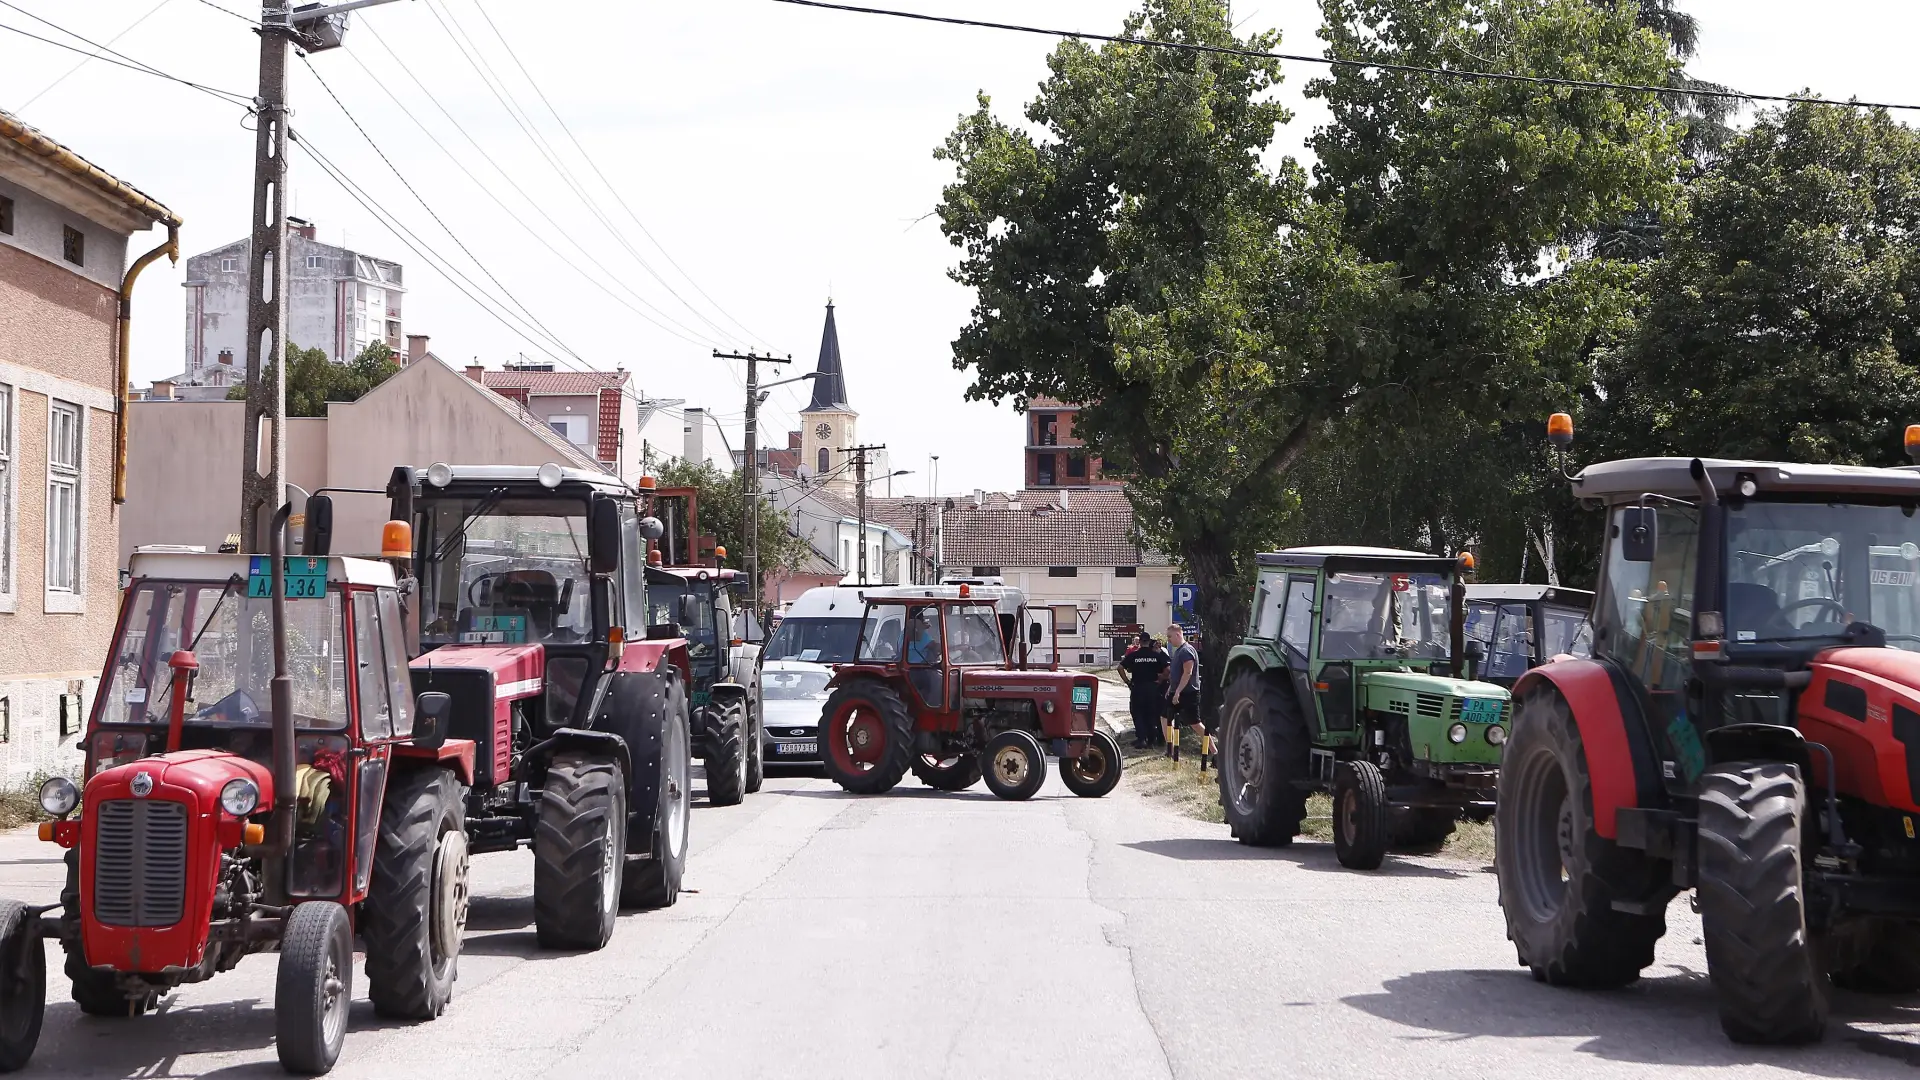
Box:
275 900 353 1075
912 753 982 792
1332 761 1388 870
0 900 44 1073
1059 730 1123 798
982 730 1046 801
820 681 914 795
1697 762 1828 1044
703 699 750 807
364 767 469 1020
1218 669 1310 846
534 752 627 950
624 697 692 909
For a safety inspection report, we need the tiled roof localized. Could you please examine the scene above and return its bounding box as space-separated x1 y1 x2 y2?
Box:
481 369 630 395
457 369 603 471
940 501 1166 568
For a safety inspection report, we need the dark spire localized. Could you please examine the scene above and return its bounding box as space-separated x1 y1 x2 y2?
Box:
803 299 850 412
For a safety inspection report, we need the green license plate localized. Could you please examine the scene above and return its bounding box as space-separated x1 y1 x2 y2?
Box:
1072 686 1093 707
247 557 327 598
460 615 527 644
1459 697 1504 724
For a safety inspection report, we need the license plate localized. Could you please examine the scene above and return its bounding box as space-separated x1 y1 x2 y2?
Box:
1459 698 1504 724
776 741 816 756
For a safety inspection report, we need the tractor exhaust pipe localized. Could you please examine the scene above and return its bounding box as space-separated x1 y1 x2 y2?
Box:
267 503 297 862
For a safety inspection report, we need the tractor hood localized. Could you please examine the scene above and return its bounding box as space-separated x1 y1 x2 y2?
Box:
1359 669 1509 701
87 749 275 814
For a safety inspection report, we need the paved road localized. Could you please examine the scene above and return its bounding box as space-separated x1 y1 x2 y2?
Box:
2 762 1917 1079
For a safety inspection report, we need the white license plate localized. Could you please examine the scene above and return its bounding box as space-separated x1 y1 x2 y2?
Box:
776 741 816 755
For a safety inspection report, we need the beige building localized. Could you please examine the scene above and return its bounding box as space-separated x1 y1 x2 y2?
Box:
0 108 179 783
124 355 601 561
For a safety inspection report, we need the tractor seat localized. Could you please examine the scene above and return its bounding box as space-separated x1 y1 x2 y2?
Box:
1726 582 1782 634
495 570 561 634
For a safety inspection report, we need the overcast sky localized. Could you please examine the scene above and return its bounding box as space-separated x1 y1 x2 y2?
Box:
3 0 1917 495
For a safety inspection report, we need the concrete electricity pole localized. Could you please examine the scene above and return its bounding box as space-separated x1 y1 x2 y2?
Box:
839 443 886 584
714 350 801 615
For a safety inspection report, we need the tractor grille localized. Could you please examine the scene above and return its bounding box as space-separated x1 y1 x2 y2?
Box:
92 799 188 928
1386 700 1411 715
1415 693 1448 718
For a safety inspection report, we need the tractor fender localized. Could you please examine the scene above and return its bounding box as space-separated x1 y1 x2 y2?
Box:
1705 723 1813 777
523 728 632 792
390 738 478 787
591 667 686 850
1513 659 1664 839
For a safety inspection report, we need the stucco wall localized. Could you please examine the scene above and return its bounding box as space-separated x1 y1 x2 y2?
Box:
121 401 245 560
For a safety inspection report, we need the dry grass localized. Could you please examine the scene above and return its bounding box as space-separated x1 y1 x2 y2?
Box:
0 785 49 831
1121 730 1494 865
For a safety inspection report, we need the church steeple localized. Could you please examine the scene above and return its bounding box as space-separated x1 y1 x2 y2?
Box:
804 300 850 412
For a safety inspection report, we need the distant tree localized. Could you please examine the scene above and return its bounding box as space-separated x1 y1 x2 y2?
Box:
228 342 400 416
651 457 811 576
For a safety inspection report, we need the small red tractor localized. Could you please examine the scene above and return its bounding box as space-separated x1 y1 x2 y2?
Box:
818 592 1121 800
1498 416 1920 1044
0 504 473 1074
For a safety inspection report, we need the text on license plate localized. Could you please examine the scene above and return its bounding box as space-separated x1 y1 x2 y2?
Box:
1459 698 1504 724
777 741 816 755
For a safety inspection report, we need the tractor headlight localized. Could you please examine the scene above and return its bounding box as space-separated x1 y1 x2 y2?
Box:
220 778 261 817
1486 724 1507 747
1447 723 1469 745
426 462 454 488
38 776 78 817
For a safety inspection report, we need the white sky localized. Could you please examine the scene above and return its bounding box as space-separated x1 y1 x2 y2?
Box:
2 0 1916 495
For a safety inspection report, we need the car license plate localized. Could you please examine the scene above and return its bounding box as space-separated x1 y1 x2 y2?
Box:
776 741 816 756
1459 698 1503 724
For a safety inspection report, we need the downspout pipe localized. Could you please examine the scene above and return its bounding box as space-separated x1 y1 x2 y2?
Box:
116 225 180 504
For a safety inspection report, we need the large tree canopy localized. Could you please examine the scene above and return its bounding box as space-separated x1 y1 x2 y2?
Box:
229 342 400 417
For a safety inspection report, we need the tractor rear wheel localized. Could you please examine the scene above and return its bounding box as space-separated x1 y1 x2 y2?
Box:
534 752 627 950
1697 762 1828 1044
982 729 1046 801
1389 808 1458 853
1830 919 1920 993
821 680 914 795
912 753 982 792
0 900 44 1073
1059 730 1123 798
1333 761 1389 870
703 698 750 807
1496 688 1670 989
623 694 692 909
60 849 156 1017
364 767 469 1020
275 900 352 1075
1218 669 1310 846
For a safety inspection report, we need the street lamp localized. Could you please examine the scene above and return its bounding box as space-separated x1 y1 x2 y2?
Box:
757 371 818 403
883 469 913 497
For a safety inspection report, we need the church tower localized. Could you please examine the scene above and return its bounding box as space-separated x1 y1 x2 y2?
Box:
800 300 857 496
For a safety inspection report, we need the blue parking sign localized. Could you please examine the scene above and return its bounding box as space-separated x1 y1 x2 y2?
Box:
1172 583 1198 626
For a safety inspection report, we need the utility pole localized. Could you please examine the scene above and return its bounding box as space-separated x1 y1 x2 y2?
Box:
715 349 798 615
839 443 886 585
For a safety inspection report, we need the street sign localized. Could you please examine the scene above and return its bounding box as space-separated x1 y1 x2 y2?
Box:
1098 623 1144 638
1172 583 1198 626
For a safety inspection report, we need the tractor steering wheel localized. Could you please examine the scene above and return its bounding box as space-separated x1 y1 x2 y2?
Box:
1777 596 1848 629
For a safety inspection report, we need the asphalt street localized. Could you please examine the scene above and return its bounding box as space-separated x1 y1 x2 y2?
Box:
1 761 1917 1079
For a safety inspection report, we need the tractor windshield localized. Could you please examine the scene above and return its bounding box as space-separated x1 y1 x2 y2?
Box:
645 576 722 678
1320 571 1451 661
416 496 593 647
1725 500 1920 650
945 604 1005 665
100 579 349 729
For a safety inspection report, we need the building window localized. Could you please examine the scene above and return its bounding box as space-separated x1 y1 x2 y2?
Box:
221 257 237 273
0 195 13 235
59 692 82 738
817 447 829 474
46 400 82 595
1036 453 1056 487
547 416 588 445
1112 603 1137 625
0 384 10 601
1066 453 1088 480
61 226 84 266
1048 566 1078 578
970 566 1000 577
1115 566 1137 578
307 254 325 270
1036 413 1058 446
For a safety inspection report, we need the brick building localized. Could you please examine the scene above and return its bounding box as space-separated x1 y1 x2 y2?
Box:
1022 398 1122 489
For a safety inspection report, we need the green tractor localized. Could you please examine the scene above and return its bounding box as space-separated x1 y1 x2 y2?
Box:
1217 547 1513 868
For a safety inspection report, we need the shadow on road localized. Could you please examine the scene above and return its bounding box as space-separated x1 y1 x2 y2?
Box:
1119 837 1472 879
1342 967 1920 1076
466 894 534 933
35 994 421 1077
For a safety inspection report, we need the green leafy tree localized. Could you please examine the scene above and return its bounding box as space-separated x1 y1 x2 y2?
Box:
228 342 400 416
651 457 812 577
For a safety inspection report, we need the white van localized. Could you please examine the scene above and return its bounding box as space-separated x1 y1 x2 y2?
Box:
766 582 1052 666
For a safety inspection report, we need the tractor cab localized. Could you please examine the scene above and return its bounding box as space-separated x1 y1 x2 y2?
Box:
1463 583 1594 687
645 563 766 805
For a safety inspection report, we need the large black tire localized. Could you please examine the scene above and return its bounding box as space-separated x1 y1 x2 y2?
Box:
623 689 692 909
1218 669 1311 846
60 849 156 1017
982 729 1046 801
912 753 982 791
1830 919 1920 993
0 900 44 1073
820 680 914 795
275 901 352 1075
1333 760 1389 870
1389 807 1458 852
1496 687 1671 988
363 767 469 1020
745 693 766 794
703 698 749 807
1697 762 1828 1044
1059 730 1124 798
533 752 627 950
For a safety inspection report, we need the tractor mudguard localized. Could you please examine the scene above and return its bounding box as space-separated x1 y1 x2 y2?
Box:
1705 723 1813 777
591 668 683 850
523 729 632 792
1514 660 1664 839
390 738 478 787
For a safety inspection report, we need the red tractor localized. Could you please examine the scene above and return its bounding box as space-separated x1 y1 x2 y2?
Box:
1498 417 1920 1044
0 505 473 1074
818 593 1121 800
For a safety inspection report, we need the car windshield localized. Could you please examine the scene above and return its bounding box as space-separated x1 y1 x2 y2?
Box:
416 496 592 647
1320 571 1451 661
763 668 833 699
1727 499 1920 649
945 604 1005 665
646 576 721 676
100 579 349 729
765 617 863 664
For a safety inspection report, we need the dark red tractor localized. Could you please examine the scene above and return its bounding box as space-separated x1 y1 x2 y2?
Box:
0 505 474 1074
1498 416 1920 1044
818 593 1121 800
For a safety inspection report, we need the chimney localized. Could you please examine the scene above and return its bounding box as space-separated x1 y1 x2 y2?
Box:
150 380 174 401
217 348 234 366
1059 489 1070 510
684 406 706 464
787 430 801 450
288 216 317 241
465 363 484 382
972 489 984 509
405 334 430 365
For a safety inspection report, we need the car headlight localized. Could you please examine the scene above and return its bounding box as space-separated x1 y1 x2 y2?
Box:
1486 724 1507 746
39 776 78 817
221 778 261 817
1447 723 1469 745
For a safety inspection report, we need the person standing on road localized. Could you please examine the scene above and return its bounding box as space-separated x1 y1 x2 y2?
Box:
1117 630 1169 750
1164 624 1202 762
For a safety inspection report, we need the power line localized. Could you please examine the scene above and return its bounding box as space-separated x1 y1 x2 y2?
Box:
0 16 251 106
771 0 1920 114
19 0 174 110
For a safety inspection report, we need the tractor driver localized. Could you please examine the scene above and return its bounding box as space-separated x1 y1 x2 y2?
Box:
905 607 945 705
